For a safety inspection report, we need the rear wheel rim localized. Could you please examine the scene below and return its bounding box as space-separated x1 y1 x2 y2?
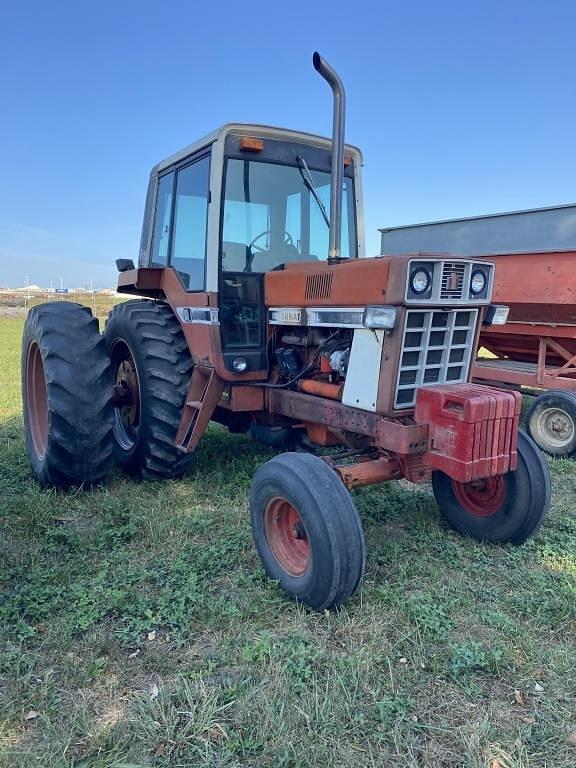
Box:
26 342 48 459
534 405 575 449
111 341 140 451
452 476 507 517
264 496 310 576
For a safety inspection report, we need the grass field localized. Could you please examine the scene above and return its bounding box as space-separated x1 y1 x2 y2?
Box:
0 293 124 321
1 315 576 767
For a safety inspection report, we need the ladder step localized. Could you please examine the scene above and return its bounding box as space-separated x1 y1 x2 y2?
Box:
176 369 225 453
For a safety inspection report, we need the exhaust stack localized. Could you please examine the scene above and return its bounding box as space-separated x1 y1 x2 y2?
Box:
312 51 346 261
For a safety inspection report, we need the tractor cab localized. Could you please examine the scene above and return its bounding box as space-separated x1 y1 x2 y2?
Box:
120 125 364 377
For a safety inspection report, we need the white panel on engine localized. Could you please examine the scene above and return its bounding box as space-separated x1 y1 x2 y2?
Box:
342 329 384 412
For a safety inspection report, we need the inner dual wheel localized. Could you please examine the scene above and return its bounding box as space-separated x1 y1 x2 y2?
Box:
432 430 550 544
104 300 195 479
250 452 366 610
110 342 140 453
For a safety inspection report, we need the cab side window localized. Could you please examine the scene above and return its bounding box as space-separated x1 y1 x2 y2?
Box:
150 172 174 266
170 156 210 290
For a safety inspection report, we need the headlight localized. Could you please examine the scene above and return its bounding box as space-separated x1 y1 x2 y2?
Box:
231 356 248 372
470 269 486 295
410 268 431 295
483 305 510 326
363 306 397 330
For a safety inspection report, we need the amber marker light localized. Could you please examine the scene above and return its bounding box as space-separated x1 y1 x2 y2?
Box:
239 137 264 152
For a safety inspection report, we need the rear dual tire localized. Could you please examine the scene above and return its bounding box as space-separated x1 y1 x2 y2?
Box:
104 300 195 479
22 302 114 488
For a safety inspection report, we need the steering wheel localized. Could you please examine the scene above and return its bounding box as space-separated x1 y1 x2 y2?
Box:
249 229 294 253
245 230 295 272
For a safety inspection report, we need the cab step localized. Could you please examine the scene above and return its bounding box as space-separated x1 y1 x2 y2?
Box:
175 367 225 453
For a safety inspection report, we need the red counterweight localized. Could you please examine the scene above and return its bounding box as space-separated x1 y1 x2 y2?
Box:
415 384 521 483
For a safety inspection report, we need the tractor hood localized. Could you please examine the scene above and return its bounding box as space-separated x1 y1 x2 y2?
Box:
265 253 497 310
265 254 402 308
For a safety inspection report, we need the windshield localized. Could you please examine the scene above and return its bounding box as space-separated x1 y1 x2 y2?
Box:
221 158 357 273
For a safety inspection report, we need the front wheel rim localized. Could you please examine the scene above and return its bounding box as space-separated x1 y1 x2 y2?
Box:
453 476 507 517
264 496 310 576
111 342 140 451
533 406 575 449
26 341 49 460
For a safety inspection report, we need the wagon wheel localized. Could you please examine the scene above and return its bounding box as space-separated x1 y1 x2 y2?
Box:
525 390 576 456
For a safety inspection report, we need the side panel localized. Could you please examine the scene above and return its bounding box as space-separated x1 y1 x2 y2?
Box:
265 257 393 307
342 330 384 411
380 205 576 257
489 251 576 316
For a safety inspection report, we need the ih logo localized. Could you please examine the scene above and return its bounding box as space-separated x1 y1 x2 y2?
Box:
448 269 460 291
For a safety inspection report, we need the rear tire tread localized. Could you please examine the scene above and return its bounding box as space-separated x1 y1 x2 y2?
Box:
105 300 194 479
22 302 114 488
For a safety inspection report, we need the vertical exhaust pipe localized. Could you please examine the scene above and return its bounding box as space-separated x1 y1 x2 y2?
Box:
312 51 346 261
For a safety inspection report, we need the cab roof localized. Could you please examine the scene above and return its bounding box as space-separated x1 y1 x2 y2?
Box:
154 123 364 174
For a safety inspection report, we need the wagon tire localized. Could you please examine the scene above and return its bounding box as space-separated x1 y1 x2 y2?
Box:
21 301 114 488
104 299 194 479
432 430 550 544
250 452 365 610
525 390 576 456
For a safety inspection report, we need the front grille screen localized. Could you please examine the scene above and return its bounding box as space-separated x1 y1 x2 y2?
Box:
440 262 466 300
394 309 478 408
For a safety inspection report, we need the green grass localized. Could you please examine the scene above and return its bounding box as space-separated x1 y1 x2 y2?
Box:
1 316 576 767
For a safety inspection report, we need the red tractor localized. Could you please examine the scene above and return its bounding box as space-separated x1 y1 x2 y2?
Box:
22 53 550 610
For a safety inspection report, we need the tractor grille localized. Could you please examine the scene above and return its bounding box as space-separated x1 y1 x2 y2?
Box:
395 309 478 408
305 272 333 301
440 262 466 300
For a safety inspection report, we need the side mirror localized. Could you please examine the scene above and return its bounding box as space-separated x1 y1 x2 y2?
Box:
116 259 135 272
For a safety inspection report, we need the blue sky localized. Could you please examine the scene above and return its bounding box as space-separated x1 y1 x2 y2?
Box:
1 0 574 288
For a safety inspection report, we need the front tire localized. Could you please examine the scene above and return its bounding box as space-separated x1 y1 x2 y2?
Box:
525 390 576 456
104 300 194 479
250 452 366 610
21 302 114 488
432 430 550 544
